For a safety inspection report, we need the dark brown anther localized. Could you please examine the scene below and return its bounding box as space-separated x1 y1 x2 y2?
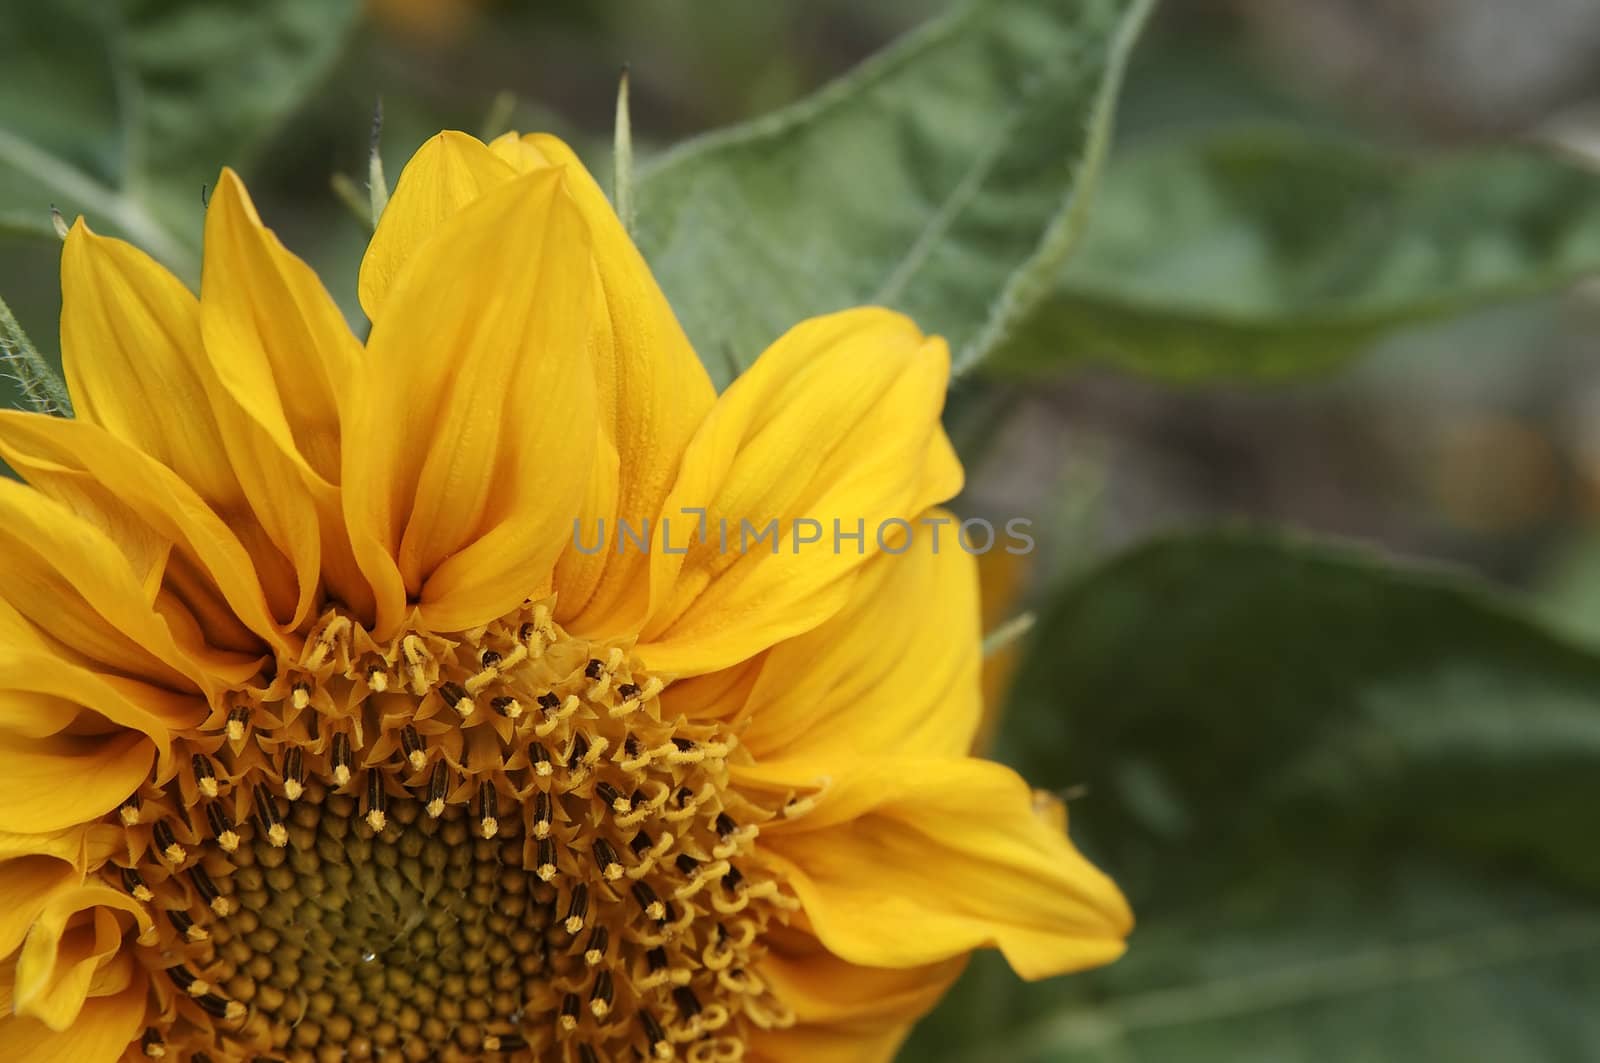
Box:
671 737 695 752
536 691 561 713
641 1010 668 1052
439 681 472 717
589 968 614 1015
675 854 700 876
120 866 152 900
594 781 621 808
632 789 649 810
427 761 450 817
253 783 286 846
674 786 693 808
673 986 703 1018
660 901 678 924
485 1032 527 1051
537 838 558 879
152 819 184 863
618 682 641 700
118 791 142 826
225 704 250 741
592 838 621 878
629 831 652 857
715 812 738 838
190 865 224 912
476 781 498 838
400 725 426 769
490 695 518 717
282 746 304 800
530 743 551 774
140 1028 164 1057
364 769 388 830
518 622 537 644
563 883 589 932
195 993 233 1018
331 732 353 785
584 658 604 679
165 965 204 993
480 649 503 669
583 925 608 964
624 734 641 758
646 946 668 972
167 908 199 938
191 753 217 796
560 992 581 1026
722 866 745 892
632 881 665 920
205 802 235 845
566 733 590 768
533 790 553 836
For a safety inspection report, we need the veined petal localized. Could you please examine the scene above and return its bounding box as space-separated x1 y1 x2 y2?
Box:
750 931 964 1063
0 645 201 772
0 475 212 695
60 222 236 506
519 133 716 635
639 308 962 675
0 827 119 874
344 168 600 635
364 130 717 635
0 961 146 1061
757 757 1131 980
201 171 368 623
359 131 517 319
0 857 76 958
735 510 981 761
0 411 289 658
0 733 153 835
13 883 144 1031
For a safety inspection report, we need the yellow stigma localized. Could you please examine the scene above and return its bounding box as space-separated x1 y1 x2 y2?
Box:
97 599 796 1059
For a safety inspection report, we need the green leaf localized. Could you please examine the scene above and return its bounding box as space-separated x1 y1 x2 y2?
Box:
0 0 361 282
632 0 1154 389
904 530 1600 1061
990 130 1600 379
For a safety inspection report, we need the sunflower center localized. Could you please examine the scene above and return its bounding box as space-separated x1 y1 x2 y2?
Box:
109 601 796 1061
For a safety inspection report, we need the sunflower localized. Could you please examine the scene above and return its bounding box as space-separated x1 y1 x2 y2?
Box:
0 130 1130 1062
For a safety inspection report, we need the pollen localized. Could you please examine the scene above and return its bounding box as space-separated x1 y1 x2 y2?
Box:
98 599 797 1060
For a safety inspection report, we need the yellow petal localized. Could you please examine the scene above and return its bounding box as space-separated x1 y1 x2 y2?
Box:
639 308 962 674
0 826 118 873
365 130 717 635
14 884 141 1031
201 170 368 623
0 474 212 695
0 646 202 773
0 965 146 1061
59 221 236 505
358 131 516 319
750 930 964 1063
758 756 1131 980
0 733 153 835
344 168 600 635
0 857 76 958
528 135 716 630
0 411 288 658
519 133 716 634
734 510 981 761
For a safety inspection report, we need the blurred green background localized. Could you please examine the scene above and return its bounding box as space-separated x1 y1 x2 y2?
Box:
4 0 1600 1059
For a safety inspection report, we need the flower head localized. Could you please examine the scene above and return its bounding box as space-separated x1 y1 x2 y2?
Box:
0 130 1129 1061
